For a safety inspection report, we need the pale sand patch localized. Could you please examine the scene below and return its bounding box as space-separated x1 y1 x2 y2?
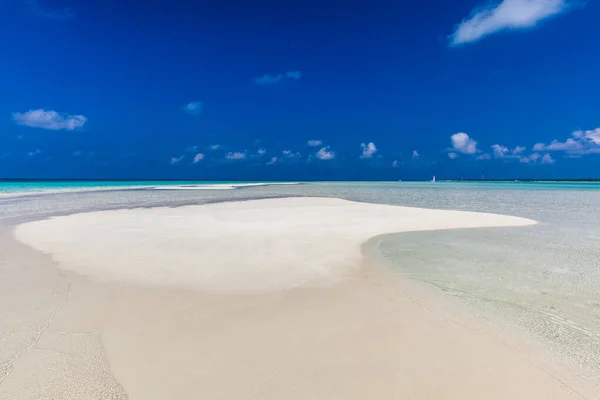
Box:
9 197 595 399
14 197 535 292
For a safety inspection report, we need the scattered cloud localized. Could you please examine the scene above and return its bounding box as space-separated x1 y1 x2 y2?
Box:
541 153 555 164
28 148 42 157
170 155 184 165
450 0 569 46
316 147 335 160
519 152 554 164
412 150 420 158
513 146 526 154
488 144 528 160
307 139 323 147
282 149 301 159
183 101 203 115
225 151 247 160
208 144 221 151
24 0 74 20
533 128 600 155
186 145 199 152
360 142 377 158
13 109 87 131
257 148 267 155
476 153 491 160
286 71 302 80
448 152 458 159
392 160 399 168
254 71 302 85
71 150 95 159
451 132 478 154
491 144 509 158
193 153 205 163
266 156 279 165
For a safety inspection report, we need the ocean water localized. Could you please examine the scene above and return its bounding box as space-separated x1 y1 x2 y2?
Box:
0 180 274 194
1 180 599 380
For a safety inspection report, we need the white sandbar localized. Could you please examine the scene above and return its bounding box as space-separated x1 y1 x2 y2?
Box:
15 197 535 292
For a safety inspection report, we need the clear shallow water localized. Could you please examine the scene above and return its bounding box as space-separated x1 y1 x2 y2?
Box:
1 181 599 380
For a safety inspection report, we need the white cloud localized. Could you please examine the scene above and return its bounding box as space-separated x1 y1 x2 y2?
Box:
489 144 527 159
170 155 184 165
208 144 221 151
450 0 569 45
448 152 458 159
266 156 279 165
282 150 301 159
392 160 399 168
476 153 492 160
360 142 377 158
541 153 555 164
28 148 42 157
193 153 205 163
72 150 82 157
451 132 478 154
519 152 554 164
533 128 600 155
412 150 420 158
183 101 203 115
225 151 246 160
316 147 335 160
13 109 87 131
307 139 323 147
257 148 267 155
254 71 302 85
491 144 509 158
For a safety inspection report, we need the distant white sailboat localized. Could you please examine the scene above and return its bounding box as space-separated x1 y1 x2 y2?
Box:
431 175 436 183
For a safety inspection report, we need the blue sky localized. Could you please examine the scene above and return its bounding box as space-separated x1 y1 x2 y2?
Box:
1 0 599 180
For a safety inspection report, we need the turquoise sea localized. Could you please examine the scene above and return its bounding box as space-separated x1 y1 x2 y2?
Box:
2 179 600 194
0 180 272 194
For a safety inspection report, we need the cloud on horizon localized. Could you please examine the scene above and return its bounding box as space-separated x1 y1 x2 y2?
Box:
170 155 184 165
13 109 87 131
533 128 600 155
450 0 570 45
360 142 378 158
193 153 205 163
316 146 335 160
307 139 323 147
450 132 478 154
225 151 247 160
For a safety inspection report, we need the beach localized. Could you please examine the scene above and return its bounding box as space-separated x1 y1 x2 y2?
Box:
1 185 599 399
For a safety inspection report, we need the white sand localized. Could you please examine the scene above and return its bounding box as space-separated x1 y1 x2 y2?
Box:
7 197 596 399
15 197 535 292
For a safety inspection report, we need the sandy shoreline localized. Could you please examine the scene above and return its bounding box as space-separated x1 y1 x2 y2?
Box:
2 197 597 399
